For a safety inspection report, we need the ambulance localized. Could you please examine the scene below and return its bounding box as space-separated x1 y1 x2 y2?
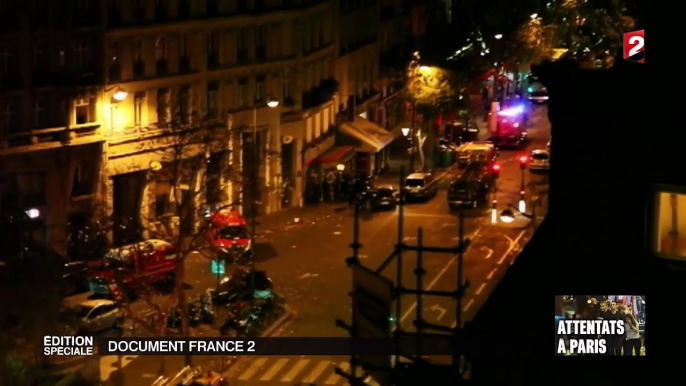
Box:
206 209 252 262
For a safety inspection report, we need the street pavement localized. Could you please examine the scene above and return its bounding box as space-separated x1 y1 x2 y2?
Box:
99 105 550 386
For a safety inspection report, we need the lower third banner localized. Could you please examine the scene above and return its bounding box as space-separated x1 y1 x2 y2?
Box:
98 337 459 356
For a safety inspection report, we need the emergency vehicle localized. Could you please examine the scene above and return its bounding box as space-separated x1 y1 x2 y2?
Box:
88 239 177 297
491 105 528 149
456 141 497 167
206 209 252 261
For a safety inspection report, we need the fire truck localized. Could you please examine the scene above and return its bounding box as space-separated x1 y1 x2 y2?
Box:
490 105 528 149
88 239 177 298
206 209 252 262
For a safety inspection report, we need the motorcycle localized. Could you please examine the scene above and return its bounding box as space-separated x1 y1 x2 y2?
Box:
219 301 246 336
167 307 182 330
187 302 202 327
207 268 273 305
236 311 262 338
194 295 215 324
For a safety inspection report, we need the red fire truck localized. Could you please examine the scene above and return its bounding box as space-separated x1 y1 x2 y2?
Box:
88 239 177 297
490 105 528 149
206 209 252 262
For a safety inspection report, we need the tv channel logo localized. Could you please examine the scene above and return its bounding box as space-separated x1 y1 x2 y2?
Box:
623 30 644 63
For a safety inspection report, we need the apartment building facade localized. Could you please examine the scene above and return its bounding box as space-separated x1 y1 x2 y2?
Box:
0 0 106 253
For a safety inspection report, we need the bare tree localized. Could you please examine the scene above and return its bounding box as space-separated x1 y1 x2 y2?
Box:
140 115 247 365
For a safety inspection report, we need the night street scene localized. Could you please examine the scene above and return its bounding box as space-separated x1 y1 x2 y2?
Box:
0 1 648 386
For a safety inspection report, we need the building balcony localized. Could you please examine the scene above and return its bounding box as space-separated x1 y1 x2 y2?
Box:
133 61 145 78
109 63 122 82
207 52 220 69
0 123 103 156
156 59 169 76
179 56 191 72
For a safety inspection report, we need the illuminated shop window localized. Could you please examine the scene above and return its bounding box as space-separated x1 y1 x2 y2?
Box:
654 189 686 260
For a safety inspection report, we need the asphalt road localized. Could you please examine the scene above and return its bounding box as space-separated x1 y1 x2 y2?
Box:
100 105 550 386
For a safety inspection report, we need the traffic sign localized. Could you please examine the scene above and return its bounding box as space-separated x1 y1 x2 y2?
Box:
210 259 225 275
351 264 395 384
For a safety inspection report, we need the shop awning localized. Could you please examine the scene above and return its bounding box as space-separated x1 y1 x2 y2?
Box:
308 145 356 169
339 117 399 153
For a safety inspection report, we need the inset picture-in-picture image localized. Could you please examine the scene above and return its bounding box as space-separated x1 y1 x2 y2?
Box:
555 295 645 356
653 190 686 259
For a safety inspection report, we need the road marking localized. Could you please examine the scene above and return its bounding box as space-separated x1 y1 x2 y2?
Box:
463 299 475 312
302 361 331 383
260 358 289 381
281 359 310 382
483 248 493 259
430 304 447 320
475 283 487 295
404 213 456 219
487 269 496 280
399 229 481 325
325 362 349 384
238 357 268 381
497 230 526 265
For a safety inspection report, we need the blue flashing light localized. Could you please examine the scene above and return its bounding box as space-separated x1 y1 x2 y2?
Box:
497 105 525 117
527 87 533 92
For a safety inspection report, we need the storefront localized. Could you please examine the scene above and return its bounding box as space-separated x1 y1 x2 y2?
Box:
337 116 400 176
302 145 356 204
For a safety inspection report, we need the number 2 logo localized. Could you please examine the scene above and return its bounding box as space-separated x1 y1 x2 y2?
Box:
628 36 644 57
623 30 645 63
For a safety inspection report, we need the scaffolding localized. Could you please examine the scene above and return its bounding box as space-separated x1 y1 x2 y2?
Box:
335 166 472 385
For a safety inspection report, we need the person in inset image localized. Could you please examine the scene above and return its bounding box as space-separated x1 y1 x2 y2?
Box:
623 308 642 356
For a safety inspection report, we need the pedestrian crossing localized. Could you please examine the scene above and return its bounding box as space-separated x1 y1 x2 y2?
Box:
230 357 380 385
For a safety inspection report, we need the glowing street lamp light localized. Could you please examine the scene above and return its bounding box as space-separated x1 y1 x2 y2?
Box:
530 13 538 19
25 208 40 219
401 127 411 137
337 164 346 172
112 87 128 102
495 34 503 40
266 95 280 108
419 65 431 72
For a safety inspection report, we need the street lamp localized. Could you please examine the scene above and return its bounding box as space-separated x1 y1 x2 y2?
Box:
530 13 538 19
419 65 431 72
518 155 528 212
495 34 503 40
401 127 410 137
336 164 345 172
110 86 128 102
250 94 280 308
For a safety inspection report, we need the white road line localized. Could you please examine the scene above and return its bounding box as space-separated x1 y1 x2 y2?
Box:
399 229 481 324
302 361 331 383
475 283 487 295
483 249 493 259
463 299 475 312
259 358 289 381
487 269 496 280
497 230 526 265
238 357 268 381
324 362 349 384
281 359 310 382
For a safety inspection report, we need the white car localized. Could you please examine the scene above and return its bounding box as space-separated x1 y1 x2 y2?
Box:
529 149 550 171
70 299 123 333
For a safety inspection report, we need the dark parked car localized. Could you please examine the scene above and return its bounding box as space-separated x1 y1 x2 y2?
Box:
447 162 492 209
371 185 399 210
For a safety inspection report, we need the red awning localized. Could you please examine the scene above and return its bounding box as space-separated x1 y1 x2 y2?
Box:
474 69 496 83
308 145 355 168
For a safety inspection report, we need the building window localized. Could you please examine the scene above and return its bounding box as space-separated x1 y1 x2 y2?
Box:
237 27 248 62
135 39 143 62
32 46 45 70
255 25 267 60
237 77 248 107
72 161 94 197
0 101 19 134
72 42 90 70
283 69 292 102
33 99 45 128
0 47 15 77
134 92 145 127
179 86 190 124
157 88 170 124
207 82 218 119
207 30 219 67
155 36 166 60
255 74 266 102
74 95 96 124
179 33 188 56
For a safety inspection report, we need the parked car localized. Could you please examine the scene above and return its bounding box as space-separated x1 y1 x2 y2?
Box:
404 173 438 201
371 185 399 210
68 299 122 334
529 149 550 171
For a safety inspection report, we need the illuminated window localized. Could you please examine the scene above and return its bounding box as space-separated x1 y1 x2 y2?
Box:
653 188 686 260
